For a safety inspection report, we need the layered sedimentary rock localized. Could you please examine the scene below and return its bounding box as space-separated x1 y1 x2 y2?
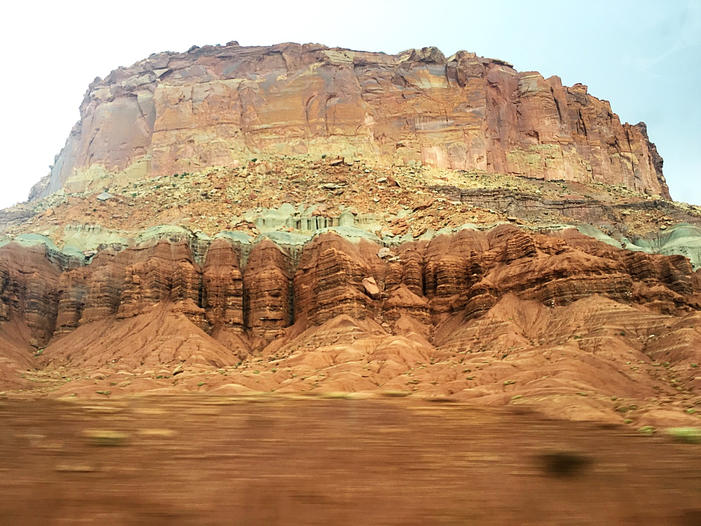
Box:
1 227 699 425
1 226 698 357
30 42 669 200
294 235 378 325
202 238 244 330
118 240 203 323
6 38 700 427
243 240 293 343
0 244 61 347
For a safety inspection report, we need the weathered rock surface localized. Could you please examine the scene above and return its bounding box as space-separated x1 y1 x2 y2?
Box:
4 36 701 439
243 240 293 345
0 244 61 347
1 226 698 424
2 227 699 350
31 42 669 200
202 238 244 329
0 319 35 389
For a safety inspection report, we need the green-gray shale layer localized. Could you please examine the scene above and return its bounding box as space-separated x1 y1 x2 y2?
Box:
1 206 700 271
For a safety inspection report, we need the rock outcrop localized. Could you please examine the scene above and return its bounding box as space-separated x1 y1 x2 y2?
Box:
0 244 61 347
1 226 699 425
1 226 698 356
3 40 700 428
31 42 669 200
243 240 293 344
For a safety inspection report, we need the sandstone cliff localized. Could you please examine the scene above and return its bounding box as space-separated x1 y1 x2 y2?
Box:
1 227 697 354
1 227 699 425
30 42 669 200
4 40 700 429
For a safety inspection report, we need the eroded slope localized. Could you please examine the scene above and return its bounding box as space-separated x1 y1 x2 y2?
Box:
0 227 698 427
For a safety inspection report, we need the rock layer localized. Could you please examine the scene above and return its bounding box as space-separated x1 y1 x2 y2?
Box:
1 226 698 355
1 227 699 425
31 42 669 200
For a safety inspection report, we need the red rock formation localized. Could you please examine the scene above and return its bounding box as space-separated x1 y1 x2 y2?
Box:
78 253 126 324
44 304 240 370
202 238 244 329
2 228 698 355
0 243 61 347
0 226 697 398
55 268 89 335
30 43 669 200
383 284 431 327
1 228 698 424
0 319 35 388
294 234 379 325
243 240 293 345
109 240 205 334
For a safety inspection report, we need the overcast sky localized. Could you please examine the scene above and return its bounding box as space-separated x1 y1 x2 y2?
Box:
1 0 699 209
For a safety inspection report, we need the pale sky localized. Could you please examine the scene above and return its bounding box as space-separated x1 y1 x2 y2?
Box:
0 0 699 209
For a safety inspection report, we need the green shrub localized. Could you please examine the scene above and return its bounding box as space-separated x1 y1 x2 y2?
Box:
665 427 701 444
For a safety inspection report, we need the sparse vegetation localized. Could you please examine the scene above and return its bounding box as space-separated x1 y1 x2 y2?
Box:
665 427 701 444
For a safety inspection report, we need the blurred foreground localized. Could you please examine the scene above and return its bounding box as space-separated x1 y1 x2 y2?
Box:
1 395 699 525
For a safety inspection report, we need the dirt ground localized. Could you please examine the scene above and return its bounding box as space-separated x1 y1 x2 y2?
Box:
0 395 699 525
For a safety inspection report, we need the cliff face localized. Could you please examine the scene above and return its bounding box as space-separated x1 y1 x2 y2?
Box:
2 225 700 423
1 225 699 412
30 42 669 200
6 40 701 427
2 227 697 352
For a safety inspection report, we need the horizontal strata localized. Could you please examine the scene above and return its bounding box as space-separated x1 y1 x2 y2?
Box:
2 218 700 270
1 225 698 353
30 42 669 200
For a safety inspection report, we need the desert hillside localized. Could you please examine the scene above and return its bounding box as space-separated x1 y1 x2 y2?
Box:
0 40 699 429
